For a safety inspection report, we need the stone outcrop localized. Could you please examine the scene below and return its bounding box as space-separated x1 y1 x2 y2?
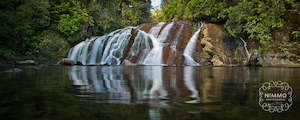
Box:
200 23 247 66
57 58 75 65
248 49 260 66
259 52 300 66
18 60 37 65
122 59 136 65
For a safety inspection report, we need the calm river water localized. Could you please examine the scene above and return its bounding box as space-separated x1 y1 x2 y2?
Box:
0 66 299 120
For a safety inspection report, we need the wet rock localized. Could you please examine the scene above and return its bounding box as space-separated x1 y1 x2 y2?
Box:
122 59 135 65
248 50 261 66
65 21 258 66
259 52 298 66
3 68 22 73
201 23 228 66
18 60 37 65
76 61 83 65
57 58 75 65
211 56 225 66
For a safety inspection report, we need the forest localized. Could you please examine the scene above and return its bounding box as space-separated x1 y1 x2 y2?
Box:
0 0 299 64
1 1 300 119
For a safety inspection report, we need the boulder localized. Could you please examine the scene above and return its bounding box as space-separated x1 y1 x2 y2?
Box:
248 50 261 66
76 61 83 65
122 59 135 65
57 58 75 65
201 23 228 66
211 56 225 66
18 60 37 65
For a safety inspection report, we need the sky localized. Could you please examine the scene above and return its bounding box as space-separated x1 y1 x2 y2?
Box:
151 0 162 9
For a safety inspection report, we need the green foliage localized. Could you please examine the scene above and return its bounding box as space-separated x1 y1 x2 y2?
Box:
38 30 70 58
0 0 51 56
54 0 94 37
221 0 291 44
151 8 164 22
292 31 300 39
160 0 187 21
203 50 212 58
278 46 288 52
0 0 152 62
121 0 152 26
159 0 297 47
186 0 226 22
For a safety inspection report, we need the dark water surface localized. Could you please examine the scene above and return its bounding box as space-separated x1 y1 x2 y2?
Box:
0 66 299 120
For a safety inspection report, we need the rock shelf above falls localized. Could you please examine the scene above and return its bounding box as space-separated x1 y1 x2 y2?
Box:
67 21 248 66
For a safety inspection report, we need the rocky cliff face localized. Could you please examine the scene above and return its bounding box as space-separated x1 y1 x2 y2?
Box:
67 21 298 66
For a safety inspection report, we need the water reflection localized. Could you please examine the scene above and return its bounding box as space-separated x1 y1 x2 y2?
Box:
68 66 257 106
149 109 161 120
1 66 300 120
183 66 200 103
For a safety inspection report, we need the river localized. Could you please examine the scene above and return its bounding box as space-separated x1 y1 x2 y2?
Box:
0 66 299 120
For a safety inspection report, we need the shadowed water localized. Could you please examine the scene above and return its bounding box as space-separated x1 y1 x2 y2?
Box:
0 66 299 120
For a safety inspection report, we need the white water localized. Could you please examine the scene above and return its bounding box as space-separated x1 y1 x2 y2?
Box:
68 41 85 63
68 28 134 65
80 38 94 65
170 24 184 51
67 22 207 66
88 36 108 65
149 22 165 38
142 22 174 65
240 37 251 61
149 66 167 99
130 30 153 57
100 28 133 65
183 23 203 66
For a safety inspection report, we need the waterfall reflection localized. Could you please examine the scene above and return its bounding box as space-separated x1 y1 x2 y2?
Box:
183 66 200 103
67 66 254 106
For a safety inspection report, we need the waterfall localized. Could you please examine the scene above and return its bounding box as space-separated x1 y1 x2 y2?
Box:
88 36 108 65
68 37 95 65
68 27 134 65
149 22 165 37
170 24 184 51
142 22 174 65
183 23 203 66
240 37 251 61
67 21 227 66
80 38 94 65
130 30 153 57
100 28 133 65
68 41 86 64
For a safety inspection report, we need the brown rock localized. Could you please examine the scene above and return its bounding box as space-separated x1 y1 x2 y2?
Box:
211 56 224 66
122 59 135 65
57 58 75 65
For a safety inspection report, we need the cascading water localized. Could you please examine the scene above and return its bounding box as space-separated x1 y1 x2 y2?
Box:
67 21 244 66
100 28 133 65
240 37 251 61
68 38 94 65
68 28 134 65
170 24 184 51
142 22 174 65
183 23 203 66
88 36 108 65
129 30 153 57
